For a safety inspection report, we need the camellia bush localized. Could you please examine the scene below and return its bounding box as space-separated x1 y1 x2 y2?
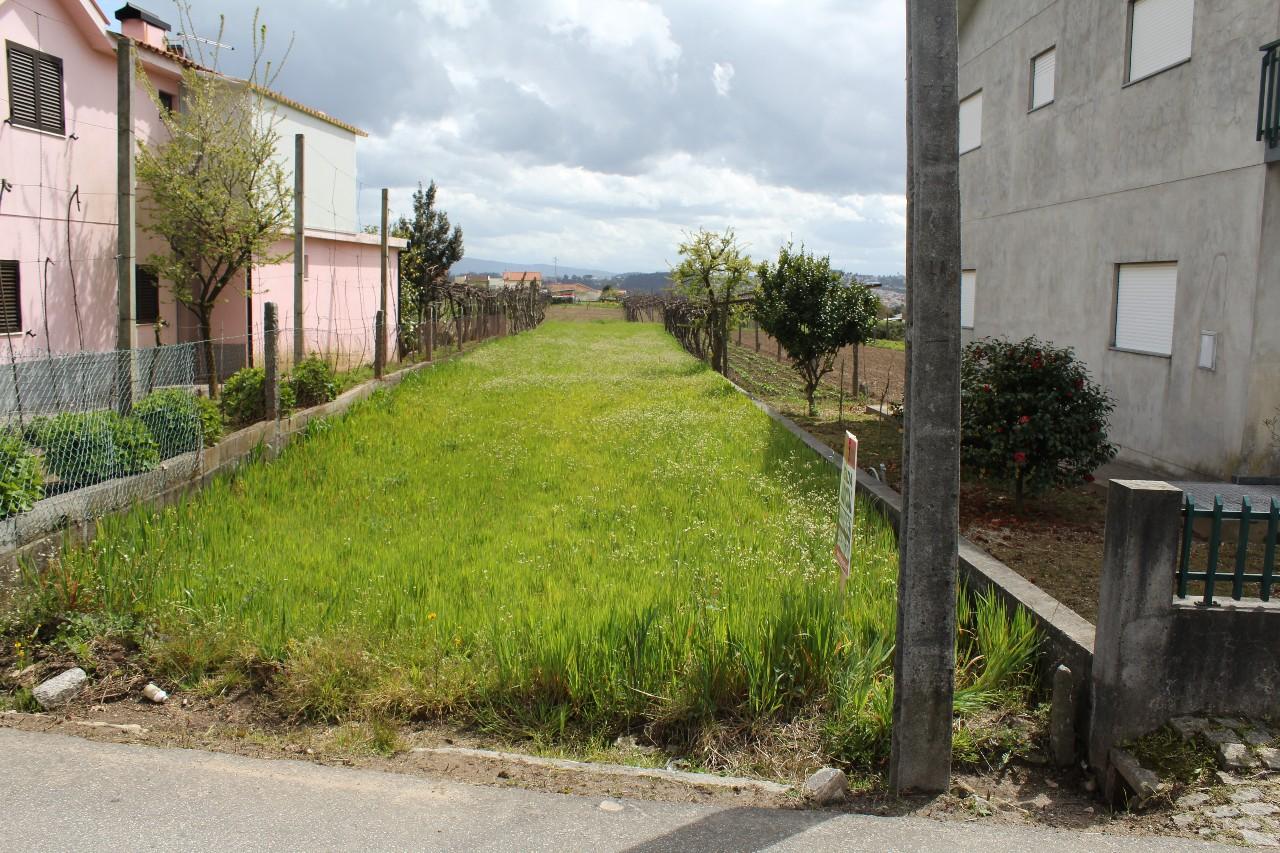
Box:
961 337 1117 511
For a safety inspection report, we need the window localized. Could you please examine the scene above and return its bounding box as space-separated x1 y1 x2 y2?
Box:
1115 262 1177 356
959 91 983 154
1127 0 1194 83
136 266 160 324
1030 47 1056 110
960 270 976 329
158 91 175 113
0 261 22 334
6 41 65 135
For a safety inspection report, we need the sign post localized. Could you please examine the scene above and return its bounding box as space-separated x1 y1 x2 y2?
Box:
834 432 858 582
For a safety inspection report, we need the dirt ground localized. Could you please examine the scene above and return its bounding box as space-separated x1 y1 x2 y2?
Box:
727 340 1111 624
0 698 1186 841
732 324 905 404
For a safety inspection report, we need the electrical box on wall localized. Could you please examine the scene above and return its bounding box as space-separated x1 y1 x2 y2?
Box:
1198 331 1217 370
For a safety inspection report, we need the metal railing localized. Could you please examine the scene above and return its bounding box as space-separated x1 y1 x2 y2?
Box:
1259 39 1280 151
1177 494 1280 605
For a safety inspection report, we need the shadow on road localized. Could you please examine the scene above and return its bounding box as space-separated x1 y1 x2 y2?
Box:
620 806 838 853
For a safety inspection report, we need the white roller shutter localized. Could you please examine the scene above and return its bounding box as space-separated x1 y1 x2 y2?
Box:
959 91 982 154
960 270 976 329
1031 48 1056 109
1129 0 1194 82
1115 263 1177 355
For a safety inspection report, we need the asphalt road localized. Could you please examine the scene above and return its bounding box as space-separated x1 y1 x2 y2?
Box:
0 728 1228 852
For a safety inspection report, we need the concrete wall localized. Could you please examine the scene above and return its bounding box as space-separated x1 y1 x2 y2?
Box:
959 0 1280 478
1089 480 1280 769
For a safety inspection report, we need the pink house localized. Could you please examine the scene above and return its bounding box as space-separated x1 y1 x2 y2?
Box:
0 0 403 374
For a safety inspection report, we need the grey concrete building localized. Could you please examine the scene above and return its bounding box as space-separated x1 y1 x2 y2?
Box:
958 0 1280 479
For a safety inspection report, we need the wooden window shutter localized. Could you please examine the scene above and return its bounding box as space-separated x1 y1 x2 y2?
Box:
36 53 65 134
6 44 40 129
0 261 23 334
5 41 65 134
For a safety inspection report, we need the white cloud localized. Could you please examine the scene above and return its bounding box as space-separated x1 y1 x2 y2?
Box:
711 62 735 97
166 0 908 273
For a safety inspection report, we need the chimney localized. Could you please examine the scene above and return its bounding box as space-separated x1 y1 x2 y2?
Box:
113 4 172 52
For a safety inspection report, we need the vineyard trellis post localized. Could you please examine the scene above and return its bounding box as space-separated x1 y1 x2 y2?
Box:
264 302 280 420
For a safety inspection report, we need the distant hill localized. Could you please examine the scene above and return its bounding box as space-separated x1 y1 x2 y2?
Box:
611 272 673 294
451 257 614 279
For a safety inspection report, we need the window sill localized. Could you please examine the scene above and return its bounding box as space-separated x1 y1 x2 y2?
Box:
4 120 67 139
1123 57 1191 89
960 145 981 156
1028 100 1054 114
1110 346 1172 359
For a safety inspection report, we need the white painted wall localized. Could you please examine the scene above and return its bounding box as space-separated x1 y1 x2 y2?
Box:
262 100 361 235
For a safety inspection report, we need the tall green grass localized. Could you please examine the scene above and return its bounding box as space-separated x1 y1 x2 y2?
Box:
13 319 1038 767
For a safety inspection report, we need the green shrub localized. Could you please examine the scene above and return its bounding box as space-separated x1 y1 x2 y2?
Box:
33 411 159 487
961 336 1117 511
221 367 295 427
286 357 337 410
0 430 43 517
135 389 223 457
220 367 267 426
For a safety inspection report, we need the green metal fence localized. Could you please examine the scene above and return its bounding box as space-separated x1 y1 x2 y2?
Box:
1178 494 1280 605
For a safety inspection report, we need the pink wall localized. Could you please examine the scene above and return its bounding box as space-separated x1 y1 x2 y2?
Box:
1 0 177 357
1 0 397 371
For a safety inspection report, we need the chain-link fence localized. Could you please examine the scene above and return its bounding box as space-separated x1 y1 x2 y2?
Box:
0 341 210 546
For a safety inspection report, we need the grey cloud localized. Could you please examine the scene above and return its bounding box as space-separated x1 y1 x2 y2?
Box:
113 0 907 272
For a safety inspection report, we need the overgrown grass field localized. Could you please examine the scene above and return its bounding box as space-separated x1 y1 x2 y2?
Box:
8 318 1038 772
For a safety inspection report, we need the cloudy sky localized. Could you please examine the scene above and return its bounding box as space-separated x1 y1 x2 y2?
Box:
111 1 907 274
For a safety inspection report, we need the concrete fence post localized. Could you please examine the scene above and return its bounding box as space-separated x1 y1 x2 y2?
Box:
263 303 280 421
374 310 385 379
1088 480 1183 773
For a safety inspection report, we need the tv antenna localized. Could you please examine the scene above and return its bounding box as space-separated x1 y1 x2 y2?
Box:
176 32 235 50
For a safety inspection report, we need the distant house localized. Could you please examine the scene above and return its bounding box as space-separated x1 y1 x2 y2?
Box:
502 271 543 288
0 0 403 370
958 0 1280 479
548 282 603 303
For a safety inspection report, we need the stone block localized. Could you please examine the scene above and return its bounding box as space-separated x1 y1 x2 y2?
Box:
32 668 86 709
1219 742 1261 771
803 768 849 805
1170 716 1210 741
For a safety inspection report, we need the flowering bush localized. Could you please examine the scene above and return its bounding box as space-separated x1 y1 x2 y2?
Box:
961 337 1116 511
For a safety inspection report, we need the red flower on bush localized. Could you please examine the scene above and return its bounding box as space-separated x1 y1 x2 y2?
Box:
1018 415 1031 425
1013 451 1027 464
1084 473 1096 483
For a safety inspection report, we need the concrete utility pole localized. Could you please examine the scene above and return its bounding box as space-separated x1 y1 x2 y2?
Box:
377 188 389 377
115 36 138 413
889 0 963 795
293 134 305 363
263 302 279 421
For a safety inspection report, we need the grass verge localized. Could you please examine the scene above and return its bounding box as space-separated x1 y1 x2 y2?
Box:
3 319 1040 776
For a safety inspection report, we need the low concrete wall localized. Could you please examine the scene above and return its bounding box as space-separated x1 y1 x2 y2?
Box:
0 361 431 595
742 393 1097 729
1089 480 1280 770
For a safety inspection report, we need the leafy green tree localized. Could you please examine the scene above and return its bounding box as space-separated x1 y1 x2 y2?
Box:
961 337 1117 512
136 10 292 396
671 228 752 375
754 244 879 416
395 181 463 355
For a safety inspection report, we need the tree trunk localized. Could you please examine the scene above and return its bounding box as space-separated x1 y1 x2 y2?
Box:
1015 471 1025 514
198 308 218 398
807 384 818 417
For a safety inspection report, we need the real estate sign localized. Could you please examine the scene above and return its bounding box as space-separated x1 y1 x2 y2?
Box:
834 432 858 579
